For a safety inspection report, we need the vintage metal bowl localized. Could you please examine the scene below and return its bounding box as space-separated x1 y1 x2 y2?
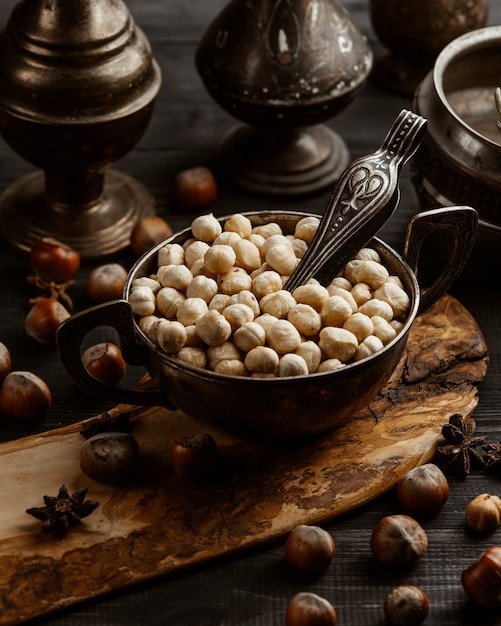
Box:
412 26 501 264
57 209 476 440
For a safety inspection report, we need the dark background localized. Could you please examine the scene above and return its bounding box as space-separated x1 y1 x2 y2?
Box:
1 1 500 624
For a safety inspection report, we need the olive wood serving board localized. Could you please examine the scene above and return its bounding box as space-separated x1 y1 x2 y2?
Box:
0 294 489 625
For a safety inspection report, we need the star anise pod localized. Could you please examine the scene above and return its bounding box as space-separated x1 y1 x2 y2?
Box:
483 441 501 474
26 485 99 533
434 413 487 478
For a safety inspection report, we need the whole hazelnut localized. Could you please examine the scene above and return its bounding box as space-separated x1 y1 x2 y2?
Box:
461 546 501 607
0 370 51 421
384 585 429 625
80 432 139 485
0 341 12 383
465 493 501 533
285 592 337 626
284 524 336 575
170 433 218 480
396 463 449 515
370 514 428 566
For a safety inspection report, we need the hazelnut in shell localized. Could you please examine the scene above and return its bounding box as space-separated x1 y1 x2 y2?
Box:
465 494 501 533
396 463 449 515
285 592 337 626
130 216 173 256
29 237 81 283
370 514 428 566
171 433 218 480
82 342 126 387
86 263 128 303
383 585 429 626
461 546 501 607
25 297 71 346
284 524 336 575
173 166 217 212
80 432 140 485
0 341 11 383
0 371 51 421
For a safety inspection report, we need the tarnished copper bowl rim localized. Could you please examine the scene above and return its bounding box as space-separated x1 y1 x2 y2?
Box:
123 210 420 383
433 25 501 148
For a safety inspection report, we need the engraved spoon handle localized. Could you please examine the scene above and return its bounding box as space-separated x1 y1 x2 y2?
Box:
285 109 427 291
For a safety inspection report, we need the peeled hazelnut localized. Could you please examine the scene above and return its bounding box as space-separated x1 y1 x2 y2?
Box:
461 546 501 607
130 216 173 256
396 463 449 515
82 342 126 386
465 494 501 533
285 592 337 626
0 341 11 383
80 432 140 485
25 297 71 346
383 585 429 626
370 515 428 566
171 433 218 480
0 370 51 421
284 524 336 575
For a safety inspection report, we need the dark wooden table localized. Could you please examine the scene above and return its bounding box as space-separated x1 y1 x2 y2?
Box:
1 1 501 624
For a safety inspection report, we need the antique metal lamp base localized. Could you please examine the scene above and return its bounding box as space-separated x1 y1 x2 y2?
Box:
216 123 349 196
0 171 155 260
0 0 161 261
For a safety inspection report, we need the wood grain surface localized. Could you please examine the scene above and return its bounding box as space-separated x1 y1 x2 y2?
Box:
0 294 488 625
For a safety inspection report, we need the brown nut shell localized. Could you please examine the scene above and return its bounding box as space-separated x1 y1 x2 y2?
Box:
0 342 11 383
384 585 429 626
80 432 139 485
465 494 501 533
285 524 336 575
0 370 51 421
370 514 428 566
461 546 501 607
396 463 449 514
285 592 337 626
82 342 126 386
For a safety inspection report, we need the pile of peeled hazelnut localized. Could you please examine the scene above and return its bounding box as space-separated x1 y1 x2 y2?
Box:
129 212 411 377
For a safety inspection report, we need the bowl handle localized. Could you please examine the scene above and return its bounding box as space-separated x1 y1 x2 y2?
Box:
403 206 478 314
56 299 176 409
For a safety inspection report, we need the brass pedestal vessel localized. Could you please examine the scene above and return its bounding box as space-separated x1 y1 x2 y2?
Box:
0 0 161 260
196 0 373 197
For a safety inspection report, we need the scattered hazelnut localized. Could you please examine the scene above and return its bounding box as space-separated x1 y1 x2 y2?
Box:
25 297 71 345
370 515 428 566
82 342 126 386
396 463 449 515
86 263 128 303
172 166 217 212
461 546 501 607
383 585 429 626
0 370 51 421
29 237 80 283
285 592 337 626
80 432 140 485
170 432 218 480
130 216 173 256
284 525 336 575
465 493 501 533
0 341 11 383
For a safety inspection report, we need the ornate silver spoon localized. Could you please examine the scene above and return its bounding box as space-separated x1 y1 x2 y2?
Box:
285 109 428 291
